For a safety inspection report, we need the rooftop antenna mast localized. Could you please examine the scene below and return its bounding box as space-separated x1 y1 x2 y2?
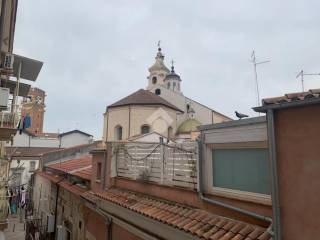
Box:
251 50 270 107
296 70 320 92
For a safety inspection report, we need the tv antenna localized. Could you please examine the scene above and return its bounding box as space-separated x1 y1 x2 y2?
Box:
251 50 270 107
296 70 320 92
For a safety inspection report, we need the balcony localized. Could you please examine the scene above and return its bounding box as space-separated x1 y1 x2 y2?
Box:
0 111 18 141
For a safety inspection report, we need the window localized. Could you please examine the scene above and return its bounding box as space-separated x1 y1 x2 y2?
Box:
114 125 122 140
96 162 102 181
141 125 150 134
167 126 173 139
186 104 190 112
167 82 171 89
152 76 157 84
155 89 161 95
212 148 270 195
29 161 36 172
173 82 176 89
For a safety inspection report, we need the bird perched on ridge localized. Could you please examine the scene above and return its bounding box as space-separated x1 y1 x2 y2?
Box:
235 111 249 120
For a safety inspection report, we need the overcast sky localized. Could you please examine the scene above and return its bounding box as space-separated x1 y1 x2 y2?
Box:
14 1 320 138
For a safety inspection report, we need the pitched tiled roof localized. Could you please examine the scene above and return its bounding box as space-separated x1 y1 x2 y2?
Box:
262 89 320 106
59 181 88 196
58 129 93 137
36 171 63 183
83 189 272 240
5 147 61 158
108 89 183 112
47 155 92 173
72 166 92 181
36 171 88 196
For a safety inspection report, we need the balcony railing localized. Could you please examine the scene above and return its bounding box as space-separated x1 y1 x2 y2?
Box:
0 111 18 128
0 111 19 141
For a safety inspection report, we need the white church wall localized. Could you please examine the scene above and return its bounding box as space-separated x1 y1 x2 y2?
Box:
148 85 215 125
106 106 130 141
106 105 179 141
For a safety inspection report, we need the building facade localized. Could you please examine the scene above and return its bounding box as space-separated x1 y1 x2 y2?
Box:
103 47 231 143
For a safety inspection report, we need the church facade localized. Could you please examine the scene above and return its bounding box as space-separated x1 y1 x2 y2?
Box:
103 46 231 142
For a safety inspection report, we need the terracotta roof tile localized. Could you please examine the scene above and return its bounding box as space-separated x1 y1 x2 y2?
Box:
47 155 92 174
72 166 92 181
82 189 272 240
260 89 320 107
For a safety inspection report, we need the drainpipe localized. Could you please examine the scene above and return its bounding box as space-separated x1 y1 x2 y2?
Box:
266 109 281 239
197 136 274 235
53 175 66 240
101 144 107 190
92 205 113 240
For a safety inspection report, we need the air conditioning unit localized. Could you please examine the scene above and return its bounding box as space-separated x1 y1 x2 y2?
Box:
56 225 66 240
3 53 14 69
0 87 9 110
46 214 55 233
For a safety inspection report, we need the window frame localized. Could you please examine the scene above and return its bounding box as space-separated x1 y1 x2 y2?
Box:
114 125 123 141
141 124 151 134
96 162 102 182
206 142 271 205
29 161 36 172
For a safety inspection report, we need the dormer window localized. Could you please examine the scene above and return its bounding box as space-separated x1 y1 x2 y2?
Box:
152 76 157 84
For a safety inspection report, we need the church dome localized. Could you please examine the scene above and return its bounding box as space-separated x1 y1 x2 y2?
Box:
164 65 181 82
177 119 201 133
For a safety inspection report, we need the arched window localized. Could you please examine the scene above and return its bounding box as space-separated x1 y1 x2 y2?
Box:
167 82 171 89
173 82 176 90
114 125 123 140
155 89 161 95
152 76 157 84
141 125 150 134
168 126 173 140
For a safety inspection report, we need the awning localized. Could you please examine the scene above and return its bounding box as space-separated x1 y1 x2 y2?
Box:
12 54 43 81
0 79 31 97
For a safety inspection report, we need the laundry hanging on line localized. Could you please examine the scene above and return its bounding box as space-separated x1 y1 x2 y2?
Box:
17 114 32 134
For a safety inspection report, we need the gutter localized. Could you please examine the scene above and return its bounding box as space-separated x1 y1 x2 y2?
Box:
197 136 274 235
83 197 160 240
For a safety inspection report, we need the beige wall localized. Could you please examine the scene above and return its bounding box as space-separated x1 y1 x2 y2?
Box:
33 174 52 223
106 105 178 141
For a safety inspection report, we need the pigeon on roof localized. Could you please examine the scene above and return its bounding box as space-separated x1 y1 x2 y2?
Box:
235 111 249 119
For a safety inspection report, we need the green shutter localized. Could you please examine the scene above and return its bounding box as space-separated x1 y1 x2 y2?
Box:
212 148 270 194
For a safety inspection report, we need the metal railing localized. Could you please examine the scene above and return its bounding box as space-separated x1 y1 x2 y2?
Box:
0 111 18 128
